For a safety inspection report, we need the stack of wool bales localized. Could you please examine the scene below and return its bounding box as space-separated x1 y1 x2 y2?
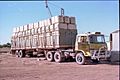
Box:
11 15 77 50
11 28 16 49
45 15 77 48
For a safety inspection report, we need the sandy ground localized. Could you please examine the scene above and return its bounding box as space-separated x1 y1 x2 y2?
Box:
0 53 119 80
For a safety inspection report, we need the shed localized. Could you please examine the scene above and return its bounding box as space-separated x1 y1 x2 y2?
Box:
110 29 120 62
110 30 120 51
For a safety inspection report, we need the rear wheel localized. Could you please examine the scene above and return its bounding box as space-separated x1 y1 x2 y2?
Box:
75 52 85 65
54 51 65 63
15 50 19 57
18 50 26 58
46 51 54 62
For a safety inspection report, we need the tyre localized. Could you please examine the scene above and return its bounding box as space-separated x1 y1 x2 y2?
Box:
75 52 85 65
54 51 65 63
15 50 19 57
46 51 54 62
18 50 25 58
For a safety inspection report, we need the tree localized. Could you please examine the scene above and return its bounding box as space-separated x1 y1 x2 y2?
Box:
0 43 11 48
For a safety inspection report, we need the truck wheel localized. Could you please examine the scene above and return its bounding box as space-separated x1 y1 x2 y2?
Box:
54 52 64 63
75 53 85 65
15 50 19 57
46 51 54 62
18 50 25 58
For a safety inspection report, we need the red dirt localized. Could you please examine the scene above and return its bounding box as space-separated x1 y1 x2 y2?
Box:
0 53 119 80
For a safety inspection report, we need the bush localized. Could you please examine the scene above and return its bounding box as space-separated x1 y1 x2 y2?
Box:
0 43 11 48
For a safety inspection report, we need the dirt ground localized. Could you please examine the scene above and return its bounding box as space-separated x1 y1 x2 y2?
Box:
0 53 119 80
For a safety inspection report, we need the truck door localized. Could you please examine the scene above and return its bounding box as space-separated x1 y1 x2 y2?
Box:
78 36 89 52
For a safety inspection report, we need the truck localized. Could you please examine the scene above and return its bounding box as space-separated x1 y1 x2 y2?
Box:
11 15 111 65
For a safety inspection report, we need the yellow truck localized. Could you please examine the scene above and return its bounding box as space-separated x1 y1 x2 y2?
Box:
44 31 111 65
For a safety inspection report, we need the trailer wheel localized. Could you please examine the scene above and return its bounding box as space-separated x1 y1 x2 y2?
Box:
75 52 85 65
54 52 64 63
46 51 54 62
18 50 25 58
15 50 19 57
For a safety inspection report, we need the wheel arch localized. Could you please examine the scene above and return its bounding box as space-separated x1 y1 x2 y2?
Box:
76 50 86 56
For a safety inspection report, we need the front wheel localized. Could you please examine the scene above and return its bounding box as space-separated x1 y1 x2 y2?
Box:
75 52 85 65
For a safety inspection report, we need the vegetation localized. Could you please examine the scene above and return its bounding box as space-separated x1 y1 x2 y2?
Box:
0 43 11 48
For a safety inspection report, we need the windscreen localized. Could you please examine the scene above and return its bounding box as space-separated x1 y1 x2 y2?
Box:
89 35 105 43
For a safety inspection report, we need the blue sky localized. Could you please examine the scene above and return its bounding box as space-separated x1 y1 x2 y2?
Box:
0 1 119 44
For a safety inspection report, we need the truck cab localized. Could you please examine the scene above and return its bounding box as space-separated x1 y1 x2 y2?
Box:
75 32 111 64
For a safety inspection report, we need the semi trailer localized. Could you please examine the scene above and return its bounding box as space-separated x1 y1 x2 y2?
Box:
11 15 110 65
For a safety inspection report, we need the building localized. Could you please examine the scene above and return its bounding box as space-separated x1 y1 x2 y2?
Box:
110 29 120 62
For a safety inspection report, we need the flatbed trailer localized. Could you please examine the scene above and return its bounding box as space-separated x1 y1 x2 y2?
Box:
11 15 77 62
